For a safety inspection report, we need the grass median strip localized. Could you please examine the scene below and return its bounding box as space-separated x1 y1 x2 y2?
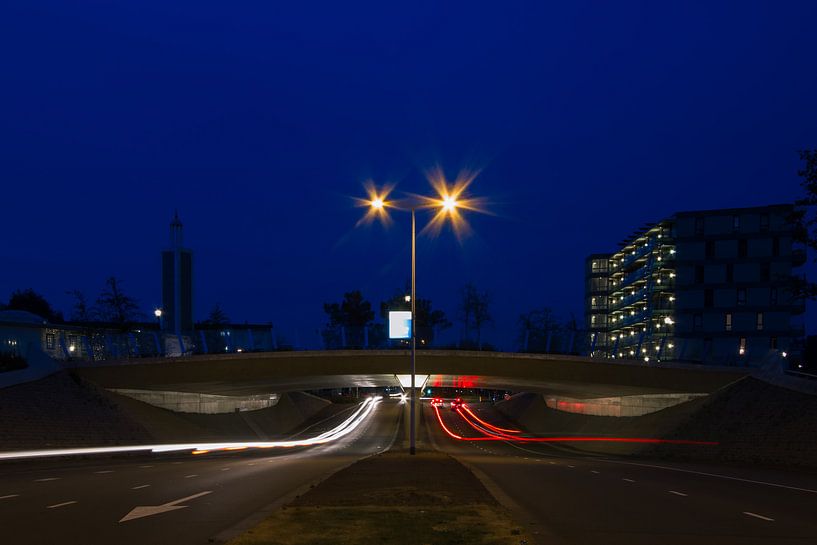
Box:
227 450 532 545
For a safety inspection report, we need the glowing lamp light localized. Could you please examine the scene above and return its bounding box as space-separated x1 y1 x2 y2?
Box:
442 196 458 211
782 351 788 358
68 344 76 352
371 198 384 209
154 308 162 318
664 317 674 325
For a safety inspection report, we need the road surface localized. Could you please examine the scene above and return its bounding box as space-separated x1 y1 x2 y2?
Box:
0 398 400 545
426 401 817 545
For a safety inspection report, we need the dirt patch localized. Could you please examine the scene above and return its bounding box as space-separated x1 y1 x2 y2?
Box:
226 451 531 545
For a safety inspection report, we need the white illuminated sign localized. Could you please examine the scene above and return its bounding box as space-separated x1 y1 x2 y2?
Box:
388 311 412 339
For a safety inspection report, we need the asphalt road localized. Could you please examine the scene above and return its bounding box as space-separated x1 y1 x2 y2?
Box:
425 401 817 545
0 398 401 545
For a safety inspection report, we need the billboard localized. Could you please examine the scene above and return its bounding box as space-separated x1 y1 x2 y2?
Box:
388 311 412 339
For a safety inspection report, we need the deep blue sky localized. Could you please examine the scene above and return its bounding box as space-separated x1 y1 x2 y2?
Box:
2 1 816 348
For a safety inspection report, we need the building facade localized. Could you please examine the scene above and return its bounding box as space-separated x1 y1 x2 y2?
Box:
585 204 804 366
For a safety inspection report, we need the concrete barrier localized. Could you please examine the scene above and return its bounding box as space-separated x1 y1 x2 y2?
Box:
109 389 280 414
544 393 707 417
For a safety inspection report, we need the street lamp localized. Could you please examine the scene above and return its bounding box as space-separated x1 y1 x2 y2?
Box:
154 308 163 330
361 175 473 455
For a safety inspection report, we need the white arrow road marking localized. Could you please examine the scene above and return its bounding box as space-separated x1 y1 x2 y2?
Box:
119 491 212 522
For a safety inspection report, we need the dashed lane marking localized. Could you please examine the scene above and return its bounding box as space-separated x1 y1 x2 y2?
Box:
623 478 636 483
668 491 688 497
131 485 150 490
184 474 198 478
743 512 774 522
590 470 600 474
0 494 19 500
34 478 60 482
47 501 77 509
139 465 153 468
94 470 114 474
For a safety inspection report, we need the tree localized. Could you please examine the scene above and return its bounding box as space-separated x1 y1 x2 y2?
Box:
517 308 579 354
458 282 492 350
95 277 142 328
66 289 93 322
380 285 452 347
202 303 230 325
790 149 817 299
517 307 561 352
6 288 63 322
323 290 375 348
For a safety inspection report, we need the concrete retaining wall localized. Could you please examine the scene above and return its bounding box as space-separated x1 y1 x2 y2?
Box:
544 393 707 417
109 388 280 414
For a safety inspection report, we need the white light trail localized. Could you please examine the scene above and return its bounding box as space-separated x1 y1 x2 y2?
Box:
0 396 381 461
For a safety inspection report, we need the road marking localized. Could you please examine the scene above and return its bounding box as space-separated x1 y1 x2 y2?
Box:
247 463 255 466
171 462 183 465
591 470 600 474
668 490 688 497
622 478 636 483
567 465 575 468
743 512 774 522
131 485 150 490
47 501 77 509
595 459 817 495
119 490 213 522
0 494 19 500
139 465 153 468
34 478 60 482
221 467 231 471
184 474 198 478
548 461 556 465
94 470 114 474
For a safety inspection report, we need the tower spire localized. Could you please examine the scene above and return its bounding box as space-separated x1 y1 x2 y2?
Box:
170 210 183 247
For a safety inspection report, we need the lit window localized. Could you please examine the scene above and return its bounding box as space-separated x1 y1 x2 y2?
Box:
756 312 764 331
739 337 747 355
724 313 732 331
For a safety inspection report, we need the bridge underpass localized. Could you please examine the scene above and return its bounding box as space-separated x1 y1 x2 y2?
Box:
76 350 747 399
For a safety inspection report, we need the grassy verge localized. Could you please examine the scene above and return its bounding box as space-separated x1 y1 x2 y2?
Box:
226 451 531 545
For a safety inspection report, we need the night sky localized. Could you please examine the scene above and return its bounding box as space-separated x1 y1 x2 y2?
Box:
2 1 816 349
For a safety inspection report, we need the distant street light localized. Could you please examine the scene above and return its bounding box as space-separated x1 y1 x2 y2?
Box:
358 170 482 455
154 308 163 330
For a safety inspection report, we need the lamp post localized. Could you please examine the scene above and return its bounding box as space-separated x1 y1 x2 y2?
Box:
154 308 163 330
366 190 463 456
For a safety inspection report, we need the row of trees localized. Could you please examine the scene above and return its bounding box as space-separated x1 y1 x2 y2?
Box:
322 281 578 352
2 279 230 330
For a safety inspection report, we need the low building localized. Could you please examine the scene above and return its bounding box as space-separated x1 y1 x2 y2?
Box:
585 204 804 366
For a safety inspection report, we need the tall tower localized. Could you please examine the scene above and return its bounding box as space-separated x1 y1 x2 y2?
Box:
161 211 193 335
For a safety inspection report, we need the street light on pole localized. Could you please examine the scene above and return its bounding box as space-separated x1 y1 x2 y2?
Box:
360 176 471 456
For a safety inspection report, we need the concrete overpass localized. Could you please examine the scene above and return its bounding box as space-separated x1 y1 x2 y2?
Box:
76 350 748 399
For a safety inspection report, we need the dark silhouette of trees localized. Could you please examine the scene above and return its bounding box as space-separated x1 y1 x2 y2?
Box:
380 285 451 347
66 289 93 322
202 303 230 325
517 308 579 354
95 277 142 329
323 290 374 348
6 288 63 322
458 282 492 349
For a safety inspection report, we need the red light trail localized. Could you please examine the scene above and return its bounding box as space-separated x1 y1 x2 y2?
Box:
434 403 718 446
